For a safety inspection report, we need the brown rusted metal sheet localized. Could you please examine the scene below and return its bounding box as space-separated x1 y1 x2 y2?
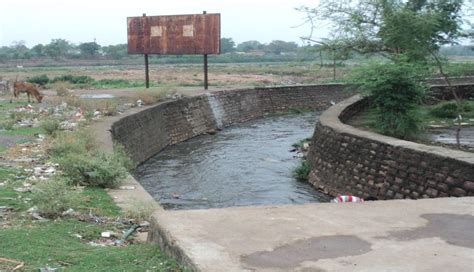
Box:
127 13 220 55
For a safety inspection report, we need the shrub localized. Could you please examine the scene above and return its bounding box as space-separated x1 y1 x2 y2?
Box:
56 150 129 188
429 101 473 118
31 178 82 218
52 81 72 96
26 74 50 86
52 75 94 84
293 161 310 181
348 60 427 139
40 118 61 136
0 120 15 130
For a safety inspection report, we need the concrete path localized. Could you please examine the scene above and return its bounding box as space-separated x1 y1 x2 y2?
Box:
151 197 474 271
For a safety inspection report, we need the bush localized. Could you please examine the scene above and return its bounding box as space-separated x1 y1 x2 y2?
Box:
293 161 310 181
52 75 94 84
26 74 50 86
348 60 427 139
429 101 473 118
31 178 82 218
40 118 61 136
52 81 72 96
0 120 15 130
56 150 129 188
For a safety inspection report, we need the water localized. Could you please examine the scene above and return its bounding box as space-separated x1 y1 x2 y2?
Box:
134 112 331 210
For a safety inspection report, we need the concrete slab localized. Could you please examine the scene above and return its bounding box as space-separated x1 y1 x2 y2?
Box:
150 197 474 271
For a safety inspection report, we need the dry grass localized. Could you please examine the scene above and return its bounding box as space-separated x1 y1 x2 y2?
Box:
60 95 119 116
51 81 73 96
134 87 175 105
124 199 157 222
0 62 351 89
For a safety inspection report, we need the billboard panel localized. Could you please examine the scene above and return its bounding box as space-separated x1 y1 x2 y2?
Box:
127 13 221 55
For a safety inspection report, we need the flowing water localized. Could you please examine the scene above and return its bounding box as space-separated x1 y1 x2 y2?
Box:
134 112 331 210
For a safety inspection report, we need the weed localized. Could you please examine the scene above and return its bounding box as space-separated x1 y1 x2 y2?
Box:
134 88 173 105
40 118 61 136
125 200 156 222
0 119 15 130
293 161 310 181
52 80 72 96
56 150 129 188
292 137 312 148
48 130 96 157
31 177 82 218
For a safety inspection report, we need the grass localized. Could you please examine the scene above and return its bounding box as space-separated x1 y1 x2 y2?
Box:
0 164 183 272
0 220 181 272
292 137 312 149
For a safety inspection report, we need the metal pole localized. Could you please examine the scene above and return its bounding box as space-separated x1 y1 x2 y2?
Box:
142 13 150 89
145 54 149 88
204 54 208 90
203 10 208 90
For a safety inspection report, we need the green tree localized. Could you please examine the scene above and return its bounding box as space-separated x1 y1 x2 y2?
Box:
10 41 31 59
236 40 264 52
264 40 298 55
299 0 467 62
349 59 427 139
78 41 101 58
102 44 128 59
44 39 73 59
31 44 46 57
220 38 236 53
299 0 469 140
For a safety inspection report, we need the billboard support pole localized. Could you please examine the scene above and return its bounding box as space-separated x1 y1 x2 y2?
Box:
203 11 208 90
204 54 208 90
144 54 149 89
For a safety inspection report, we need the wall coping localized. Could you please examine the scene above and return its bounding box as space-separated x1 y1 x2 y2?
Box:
320 95 474 164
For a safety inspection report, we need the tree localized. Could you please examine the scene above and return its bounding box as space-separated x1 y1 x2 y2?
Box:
102 44 128 59
31 44 46 57
44 39 73 59
264 40 298 55
220 38 236 53
10 41 31 59
236 40 264 52
299 0 469 141
79 41 101 58
298 0 467 62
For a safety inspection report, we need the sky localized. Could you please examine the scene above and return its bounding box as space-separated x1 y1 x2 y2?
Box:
0 0 323 47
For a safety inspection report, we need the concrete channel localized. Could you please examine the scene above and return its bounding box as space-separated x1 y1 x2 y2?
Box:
92 85 474 271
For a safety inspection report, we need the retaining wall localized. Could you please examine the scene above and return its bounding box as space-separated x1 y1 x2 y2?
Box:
111 84 353 164
307 95 474 200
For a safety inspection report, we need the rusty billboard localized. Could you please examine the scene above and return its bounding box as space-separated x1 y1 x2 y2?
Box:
127 13 221 55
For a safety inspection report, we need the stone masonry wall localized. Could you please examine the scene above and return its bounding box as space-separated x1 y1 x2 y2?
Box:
307 95 474 199
111 84 354 164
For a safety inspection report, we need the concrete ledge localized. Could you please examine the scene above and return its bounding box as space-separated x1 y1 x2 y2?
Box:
307 94 474 199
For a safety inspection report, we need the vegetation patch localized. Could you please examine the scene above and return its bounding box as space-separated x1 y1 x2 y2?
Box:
293 161 310 181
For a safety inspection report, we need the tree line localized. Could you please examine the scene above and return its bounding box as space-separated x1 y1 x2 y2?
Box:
1 37 472 62
0 38 306 61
